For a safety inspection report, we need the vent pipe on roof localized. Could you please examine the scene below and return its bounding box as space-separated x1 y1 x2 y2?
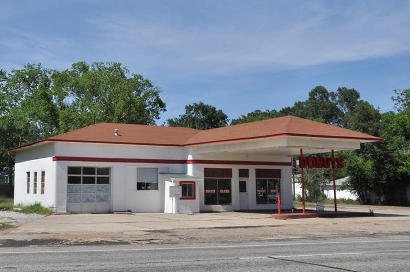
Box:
114 129 119 136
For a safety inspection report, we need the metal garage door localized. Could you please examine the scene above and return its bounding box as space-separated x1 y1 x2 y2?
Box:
67 167 111 213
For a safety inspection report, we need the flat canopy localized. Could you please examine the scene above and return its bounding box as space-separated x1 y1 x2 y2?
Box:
8 115 381 153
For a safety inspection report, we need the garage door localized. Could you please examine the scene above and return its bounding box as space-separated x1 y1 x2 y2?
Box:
67 167 111 213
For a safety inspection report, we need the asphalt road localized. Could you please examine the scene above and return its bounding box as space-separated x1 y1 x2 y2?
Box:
0 235 409 271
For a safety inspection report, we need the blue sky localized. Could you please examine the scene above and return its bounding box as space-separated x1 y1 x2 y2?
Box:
1 0 410 124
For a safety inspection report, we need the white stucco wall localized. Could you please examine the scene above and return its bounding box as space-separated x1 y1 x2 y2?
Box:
13 138 314 213
14 143 56 209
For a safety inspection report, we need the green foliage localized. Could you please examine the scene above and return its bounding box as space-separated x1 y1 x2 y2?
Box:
167 102 228 129
0 62 166 177
0 197 52 215
14 202 53 215
231 110 284 125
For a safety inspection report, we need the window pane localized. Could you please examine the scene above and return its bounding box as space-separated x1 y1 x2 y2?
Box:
204 179 217 205
145 182 158 190
137 182 146 190
267 179 280 204
137 168 158 183
239 180 247 192
68 167 81 175
182 184 188 197
187 184 194 197
217 179 231 205
182 183 194 198
97 176 110 184
83 167 96 175
33 172 37 194
41 171 45 194
26 172 30 194
82 176 95 184
68 176 81 184
239 169 249 178
256 179 267 204
97 168 110 175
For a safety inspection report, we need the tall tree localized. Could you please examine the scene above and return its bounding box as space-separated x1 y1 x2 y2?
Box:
167 102 228 129
0 62 167 191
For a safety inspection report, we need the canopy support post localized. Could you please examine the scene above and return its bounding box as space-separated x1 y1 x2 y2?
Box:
331 149 338 213
300 148 306 215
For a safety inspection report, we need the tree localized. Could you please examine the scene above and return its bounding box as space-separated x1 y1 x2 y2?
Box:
231 110 284 125
167 102 228 129
53 62 166 132
0 62 167 193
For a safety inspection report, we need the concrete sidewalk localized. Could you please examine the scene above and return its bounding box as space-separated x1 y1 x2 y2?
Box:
1 204 409 246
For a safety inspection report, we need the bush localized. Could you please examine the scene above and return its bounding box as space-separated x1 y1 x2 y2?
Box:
14 203 53 215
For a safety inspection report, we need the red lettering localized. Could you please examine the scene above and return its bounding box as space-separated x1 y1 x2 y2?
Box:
308 158 316 168
331 158 337 168
337 158 344 168
315 158 324 168
300 156 308 168
324 158 331 168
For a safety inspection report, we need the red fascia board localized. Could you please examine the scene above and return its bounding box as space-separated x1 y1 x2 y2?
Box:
6 140 50 153
52 156 291 166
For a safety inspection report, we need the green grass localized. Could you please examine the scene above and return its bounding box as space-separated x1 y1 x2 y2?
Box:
0 197 53 215
0 223 14 230
14 203 53 215
293 198 360 209
320 198 360 205
0 197 14 211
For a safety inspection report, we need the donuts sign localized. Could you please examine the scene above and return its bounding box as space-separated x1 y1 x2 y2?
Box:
299 154 344 169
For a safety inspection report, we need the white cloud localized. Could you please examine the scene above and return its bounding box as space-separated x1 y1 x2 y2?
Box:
87 1 410 76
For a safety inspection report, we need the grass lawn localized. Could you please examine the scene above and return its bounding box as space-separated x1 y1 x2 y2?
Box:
293 198 360 209
0 196 53 215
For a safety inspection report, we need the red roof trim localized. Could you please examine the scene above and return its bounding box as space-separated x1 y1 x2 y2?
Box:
52 156 291 166
6 140 50 153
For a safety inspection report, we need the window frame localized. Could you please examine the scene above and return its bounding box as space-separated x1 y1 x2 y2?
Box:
239 180 247 193
41 171 45 194
26 172 30 194
67 167 111 185
179 181 196 200
255 178 281 204
136 168 159 191
33 172 38 194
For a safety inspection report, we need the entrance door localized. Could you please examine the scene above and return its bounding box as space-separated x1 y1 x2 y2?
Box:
239 180 248 210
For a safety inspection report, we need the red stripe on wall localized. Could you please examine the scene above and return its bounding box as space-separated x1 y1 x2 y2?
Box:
52 156 291 166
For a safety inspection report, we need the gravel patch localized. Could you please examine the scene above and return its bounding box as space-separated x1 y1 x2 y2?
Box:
0 211 45 227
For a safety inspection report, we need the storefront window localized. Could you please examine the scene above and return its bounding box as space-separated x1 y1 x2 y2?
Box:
204 168 232 205
255 169 281 204
256 179 280 204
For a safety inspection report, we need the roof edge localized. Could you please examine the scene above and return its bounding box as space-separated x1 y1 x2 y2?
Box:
7 132 382 153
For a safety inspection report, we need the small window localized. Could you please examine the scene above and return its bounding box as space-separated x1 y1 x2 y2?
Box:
41 171 45 194
68 167 81 175
239 180 247 192
26 172 30 194
137 168 158 190
33 172 38 194
239 169 249 178
180 181 195 200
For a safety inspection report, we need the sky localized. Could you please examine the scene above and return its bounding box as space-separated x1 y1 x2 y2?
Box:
1 0 410 124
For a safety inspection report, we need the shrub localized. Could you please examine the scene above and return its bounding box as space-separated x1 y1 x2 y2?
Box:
14 203 53 215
